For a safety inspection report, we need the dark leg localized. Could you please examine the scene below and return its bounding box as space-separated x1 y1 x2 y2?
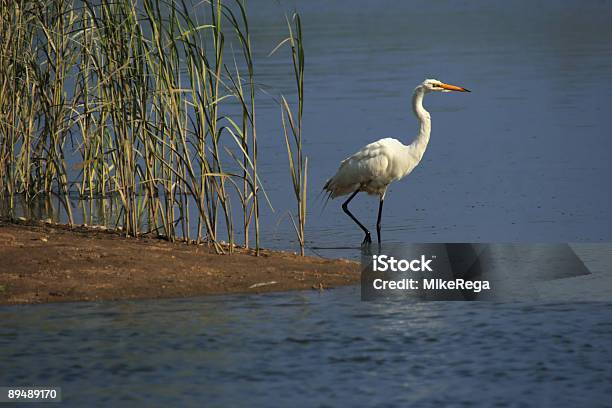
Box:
376 197 384 246
342 190 371 245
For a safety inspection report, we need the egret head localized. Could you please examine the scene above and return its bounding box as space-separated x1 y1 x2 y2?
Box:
422 78 470 93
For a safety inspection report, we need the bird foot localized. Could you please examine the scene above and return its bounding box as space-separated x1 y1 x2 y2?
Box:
361 233 372 247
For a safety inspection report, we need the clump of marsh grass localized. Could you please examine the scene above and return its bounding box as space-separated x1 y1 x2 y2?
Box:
0 0 78 224
0 0 305 255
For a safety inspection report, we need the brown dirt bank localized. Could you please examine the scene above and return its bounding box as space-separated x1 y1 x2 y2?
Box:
0 220 359 305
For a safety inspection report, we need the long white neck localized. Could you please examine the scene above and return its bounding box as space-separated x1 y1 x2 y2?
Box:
410 86 431 159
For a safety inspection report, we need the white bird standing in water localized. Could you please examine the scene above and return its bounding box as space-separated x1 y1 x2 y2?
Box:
323 78 470 246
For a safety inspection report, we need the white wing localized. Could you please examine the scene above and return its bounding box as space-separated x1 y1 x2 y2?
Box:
324 138 414 198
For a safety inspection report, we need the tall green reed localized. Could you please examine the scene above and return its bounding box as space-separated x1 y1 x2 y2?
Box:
273 13 307 255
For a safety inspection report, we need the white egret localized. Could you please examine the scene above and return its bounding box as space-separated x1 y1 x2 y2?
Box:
323 78 470 246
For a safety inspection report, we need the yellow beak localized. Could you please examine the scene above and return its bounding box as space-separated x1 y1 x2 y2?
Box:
440 83 471 92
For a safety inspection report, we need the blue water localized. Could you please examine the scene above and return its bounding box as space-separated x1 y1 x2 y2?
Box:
2 286 612 407
248 0 612 252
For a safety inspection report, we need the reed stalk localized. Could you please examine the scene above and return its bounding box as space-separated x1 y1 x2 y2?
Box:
274 13 307 255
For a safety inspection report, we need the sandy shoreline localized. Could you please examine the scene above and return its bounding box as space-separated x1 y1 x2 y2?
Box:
0 220 359 305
